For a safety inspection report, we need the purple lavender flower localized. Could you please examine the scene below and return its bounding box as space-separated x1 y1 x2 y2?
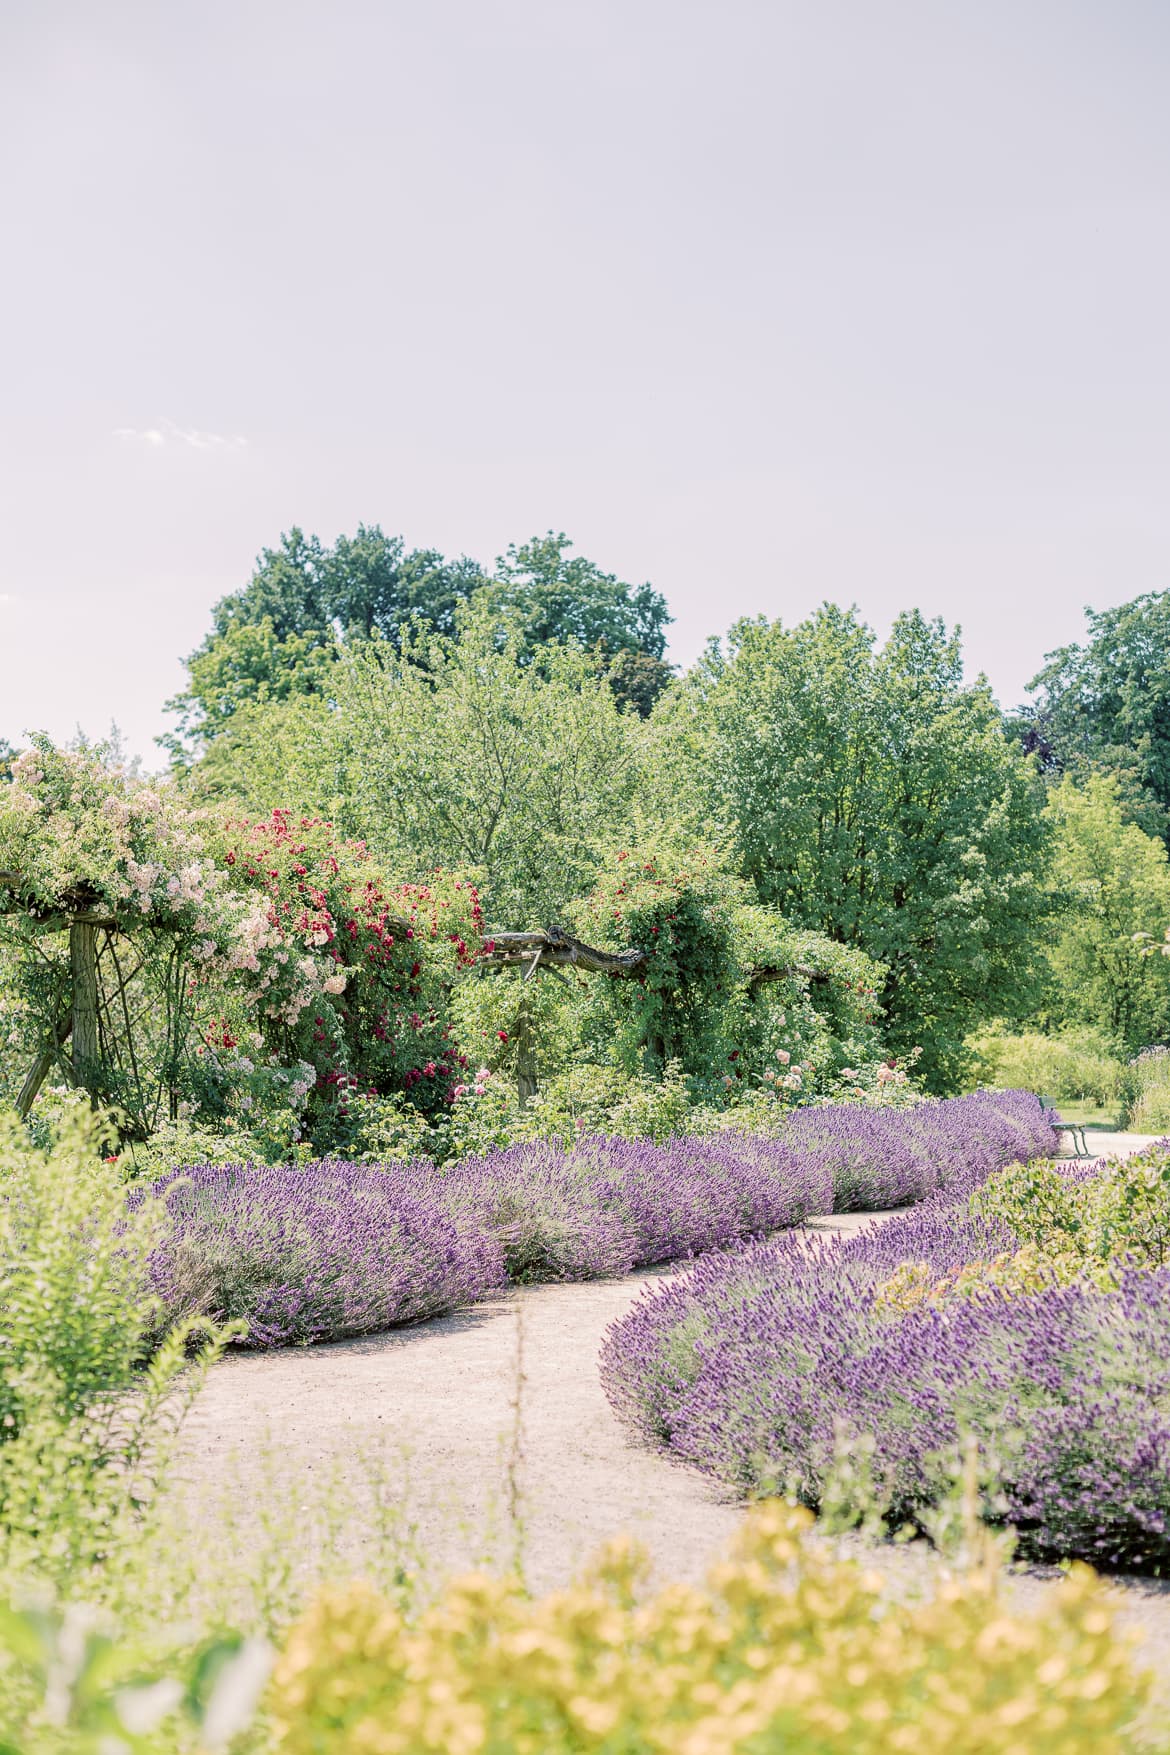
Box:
147 1092 1056 1369
143 1160 505 1346
601 1097 1170 1570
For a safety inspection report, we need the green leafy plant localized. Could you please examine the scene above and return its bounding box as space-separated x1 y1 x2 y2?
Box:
573 844 742 1076
0 1112 236 1584
968 1146 1170 1286
965 1025 1125 1109
0 1599 269 1754
266 1498 1153 1754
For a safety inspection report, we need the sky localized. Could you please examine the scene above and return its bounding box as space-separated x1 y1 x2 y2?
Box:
2 0 1168 764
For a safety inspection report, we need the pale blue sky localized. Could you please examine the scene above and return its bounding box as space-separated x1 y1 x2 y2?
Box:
2 1 1168 762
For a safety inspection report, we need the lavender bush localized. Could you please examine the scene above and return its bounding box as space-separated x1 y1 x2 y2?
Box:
143 1162 505 1346
779 1088 1055 1210
440 1131 833 1282
148 1090 1053 1352
601 1107 1170 1571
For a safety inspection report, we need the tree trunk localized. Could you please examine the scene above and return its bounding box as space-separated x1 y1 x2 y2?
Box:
70 918 100 1093
515 999 538 1108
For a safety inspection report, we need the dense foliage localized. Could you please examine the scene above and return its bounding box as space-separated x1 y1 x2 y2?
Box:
11 549 1170 1143
1 1497 1156 1753
339 604 642 922
212 811 485 1140
0 1116 232 1582
1024 588 1170 837
662 606 1050 1088
601 1117 1170 1573
1041 772 1170 1048
141 1093 1049 1349
965 1025 1125 1110
265 1500 1150 1755
0 746 490 1147
165 524 672 762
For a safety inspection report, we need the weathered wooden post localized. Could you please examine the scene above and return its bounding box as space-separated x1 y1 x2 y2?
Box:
14 1010 71 1118
69 916 100 1092
515 995 538 1107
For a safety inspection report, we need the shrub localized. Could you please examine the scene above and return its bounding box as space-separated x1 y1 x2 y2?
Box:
971 1146 1170 1280
126 1116 317 1177
966 1026 1124 1108
602 1132 1170 1572
0 1113 231 1580
144 1092 1053 1349
1123 1046 1170 1132
437 1060 724 1160
780 1087 1056 1210
441 1132 832 1283
571 845 745 1076
144 1161 505 1346
267 1499 1153 1754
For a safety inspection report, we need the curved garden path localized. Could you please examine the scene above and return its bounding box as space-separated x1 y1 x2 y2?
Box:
177 1131 1170 1677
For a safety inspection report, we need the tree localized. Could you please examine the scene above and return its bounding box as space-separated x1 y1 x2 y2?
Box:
337 601 644 923
164 527 485 759
605 648 677 719
490 532 671 658
322 526 485 643
1024 591 1170 838
165 617 337 758
484 533 675 713
1042 773 1170 1049
167 526 675 757
182 692 354 824
675 605 1050 1089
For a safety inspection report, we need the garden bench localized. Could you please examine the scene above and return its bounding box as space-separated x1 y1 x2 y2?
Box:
1038 1096 1091 1159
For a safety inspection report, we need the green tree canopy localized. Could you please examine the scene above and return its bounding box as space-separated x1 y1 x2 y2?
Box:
669 604 1050 1088
165 617 337 757
1042 772 1170 1049
488 532 671 659
165 526 486 759
337 601 644 923
167 526 674 754
1023 591 1170 837
483 533 674 715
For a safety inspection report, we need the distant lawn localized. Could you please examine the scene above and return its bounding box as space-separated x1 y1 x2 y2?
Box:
1049 1100 1124 1130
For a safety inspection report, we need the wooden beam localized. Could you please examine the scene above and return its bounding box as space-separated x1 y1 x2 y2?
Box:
479 926 831 989
15 1009 72 1119
70 918 100 1090
514 996 538 1107
481 927 648 977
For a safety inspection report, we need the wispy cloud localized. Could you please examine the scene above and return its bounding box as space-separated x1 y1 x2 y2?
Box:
112 417 247 452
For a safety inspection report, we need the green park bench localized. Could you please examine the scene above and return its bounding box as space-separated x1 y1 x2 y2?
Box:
1038 1096 1092 1159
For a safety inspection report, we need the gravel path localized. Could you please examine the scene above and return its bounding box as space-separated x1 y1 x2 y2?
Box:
176 1133 1170 1681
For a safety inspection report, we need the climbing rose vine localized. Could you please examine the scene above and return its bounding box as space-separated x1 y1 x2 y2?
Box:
216 812 485 1139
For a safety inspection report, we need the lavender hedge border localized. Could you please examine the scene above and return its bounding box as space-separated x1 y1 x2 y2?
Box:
145 1090 1056 1351
600 1104 1170 1570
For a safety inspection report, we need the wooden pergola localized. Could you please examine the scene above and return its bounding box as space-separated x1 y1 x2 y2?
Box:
476 925 828 1102
1 870 828 1117
0 870 188 1123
